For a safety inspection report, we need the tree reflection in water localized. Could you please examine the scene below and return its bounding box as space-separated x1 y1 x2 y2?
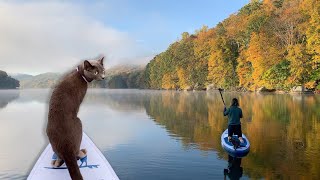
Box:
141 91 320 179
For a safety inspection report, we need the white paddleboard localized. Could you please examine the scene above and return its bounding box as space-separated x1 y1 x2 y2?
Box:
28 132 119 180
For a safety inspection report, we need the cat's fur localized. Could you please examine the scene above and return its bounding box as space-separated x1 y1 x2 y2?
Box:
230 137 241 150
46 56 105 180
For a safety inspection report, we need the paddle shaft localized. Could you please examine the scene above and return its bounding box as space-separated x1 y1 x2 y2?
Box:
219 89 226 106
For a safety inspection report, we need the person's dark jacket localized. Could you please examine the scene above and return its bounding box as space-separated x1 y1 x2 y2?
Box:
224 106 243 125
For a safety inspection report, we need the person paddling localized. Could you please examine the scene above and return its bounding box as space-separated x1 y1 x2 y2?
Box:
223 98 244 143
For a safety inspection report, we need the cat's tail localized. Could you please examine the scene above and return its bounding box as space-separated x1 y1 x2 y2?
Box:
63 153 83 180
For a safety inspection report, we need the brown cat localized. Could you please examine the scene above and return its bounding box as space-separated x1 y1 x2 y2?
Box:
46 56 105 180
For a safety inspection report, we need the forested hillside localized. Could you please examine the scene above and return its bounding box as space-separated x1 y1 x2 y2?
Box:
0 70 19 89
144 0 320 91
19 72 60 89
91 65 145 89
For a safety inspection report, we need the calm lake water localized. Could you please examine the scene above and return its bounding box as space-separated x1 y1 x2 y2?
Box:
0 89 319 179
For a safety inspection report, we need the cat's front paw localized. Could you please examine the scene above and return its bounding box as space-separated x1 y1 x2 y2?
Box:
51 153 65 167
77 149 87 159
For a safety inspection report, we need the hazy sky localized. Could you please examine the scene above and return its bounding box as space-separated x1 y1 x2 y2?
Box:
0 0 249 75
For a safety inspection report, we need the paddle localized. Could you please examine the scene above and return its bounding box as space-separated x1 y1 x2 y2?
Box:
218 88 226 107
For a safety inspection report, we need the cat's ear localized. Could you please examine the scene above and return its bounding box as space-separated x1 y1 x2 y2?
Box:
84 60 94 71
98 56 104 66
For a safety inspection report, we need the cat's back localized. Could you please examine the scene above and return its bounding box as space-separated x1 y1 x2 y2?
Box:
48 71 86 119
50 72 76 104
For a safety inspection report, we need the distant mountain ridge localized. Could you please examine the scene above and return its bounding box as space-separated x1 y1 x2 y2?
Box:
19 72 61 89
16 64 145 89
106 64 144 76
10 73 34 81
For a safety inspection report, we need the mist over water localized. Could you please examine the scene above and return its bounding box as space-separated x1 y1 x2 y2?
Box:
0 89 319 179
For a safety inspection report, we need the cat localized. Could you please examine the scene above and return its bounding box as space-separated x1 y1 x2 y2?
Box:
46 56 105 180
229 137 244 150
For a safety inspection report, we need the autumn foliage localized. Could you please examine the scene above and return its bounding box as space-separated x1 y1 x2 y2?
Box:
144 0 320 91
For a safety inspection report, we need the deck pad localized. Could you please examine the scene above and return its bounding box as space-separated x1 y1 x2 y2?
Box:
27 133 119 180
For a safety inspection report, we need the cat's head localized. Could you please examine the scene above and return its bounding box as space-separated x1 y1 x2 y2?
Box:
83 56 105 81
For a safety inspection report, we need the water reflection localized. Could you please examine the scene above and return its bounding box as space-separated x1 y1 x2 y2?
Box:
0 90 19 109
142 91 320 179
224 155 243 180
0 90 319 179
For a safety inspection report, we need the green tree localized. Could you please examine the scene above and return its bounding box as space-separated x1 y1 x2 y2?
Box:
287 44 312 87
305 0 320 86
262 60 291 90
0 70 20 89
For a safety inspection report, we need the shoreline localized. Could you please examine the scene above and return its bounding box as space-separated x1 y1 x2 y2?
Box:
1 88 319 94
